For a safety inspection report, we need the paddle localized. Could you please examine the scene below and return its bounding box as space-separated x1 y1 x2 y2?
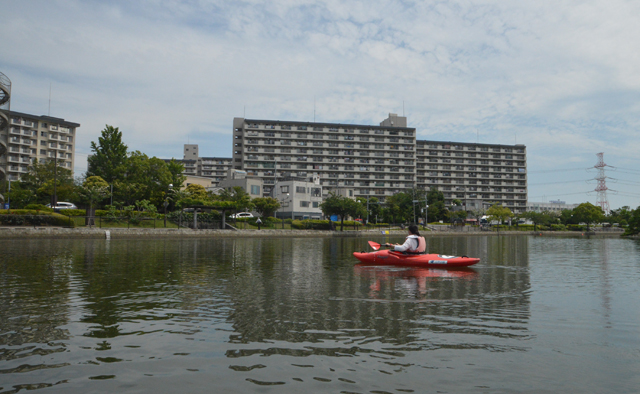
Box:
368 241 392 250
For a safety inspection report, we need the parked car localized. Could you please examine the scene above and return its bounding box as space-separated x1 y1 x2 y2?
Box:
46 202 78 210
229 212 254 219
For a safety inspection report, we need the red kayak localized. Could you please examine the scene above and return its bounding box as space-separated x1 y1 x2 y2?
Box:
353 249 480 267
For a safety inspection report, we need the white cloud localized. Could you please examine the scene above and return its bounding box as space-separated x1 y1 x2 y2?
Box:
2 0 639 208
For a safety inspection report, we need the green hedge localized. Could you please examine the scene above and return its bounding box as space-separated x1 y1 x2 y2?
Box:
291 219 332 230
0 212 75 227
166 211 221 225
24 204 54 212
58 209 87 216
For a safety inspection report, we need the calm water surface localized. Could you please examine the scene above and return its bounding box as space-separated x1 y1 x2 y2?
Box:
1 235 639 393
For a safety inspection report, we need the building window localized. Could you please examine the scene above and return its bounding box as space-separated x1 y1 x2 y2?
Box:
281 186 289 193
312 201 319 208
296 186 306 193
300 201 309 208
250 185 260 195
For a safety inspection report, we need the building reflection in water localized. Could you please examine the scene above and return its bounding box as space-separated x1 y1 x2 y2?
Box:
0 235 533 385
223 235 532 354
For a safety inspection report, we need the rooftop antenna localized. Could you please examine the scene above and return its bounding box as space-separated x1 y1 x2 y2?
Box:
48 82 51 116
314 96 316 122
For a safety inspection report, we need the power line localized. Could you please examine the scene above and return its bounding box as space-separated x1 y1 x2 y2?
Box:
529 179 591 186
529 190 594 199
528 167 589 174
612 169 640 176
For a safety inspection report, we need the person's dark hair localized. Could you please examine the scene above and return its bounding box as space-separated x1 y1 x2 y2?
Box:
408 224 420 236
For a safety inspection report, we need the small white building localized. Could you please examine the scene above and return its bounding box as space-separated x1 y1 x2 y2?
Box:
527 200 579 213
272 176 323 220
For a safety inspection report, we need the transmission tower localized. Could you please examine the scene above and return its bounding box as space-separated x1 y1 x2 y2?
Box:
594 152 610 214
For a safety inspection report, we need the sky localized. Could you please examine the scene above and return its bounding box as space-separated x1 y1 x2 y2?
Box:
2 0 640 209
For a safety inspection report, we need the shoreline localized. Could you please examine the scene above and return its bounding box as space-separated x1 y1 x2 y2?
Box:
0 227 624 239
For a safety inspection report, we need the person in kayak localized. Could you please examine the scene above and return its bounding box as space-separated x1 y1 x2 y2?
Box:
390 225 426 254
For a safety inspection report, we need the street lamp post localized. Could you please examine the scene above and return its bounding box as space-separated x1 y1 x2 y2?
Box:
425 204 429 229
163 184 173 227
280 192 289 229
51 150 57 208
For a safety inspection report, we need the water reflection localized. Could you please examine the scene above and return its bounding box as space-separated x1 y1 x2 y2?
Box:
4 235 638 393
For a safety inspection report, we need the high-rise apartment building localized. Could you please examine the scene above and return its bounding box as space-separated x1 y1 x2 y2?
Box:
231 115 528 212
232 114 417 198
416 140 527 213
0 72 11 197
2 111 79 180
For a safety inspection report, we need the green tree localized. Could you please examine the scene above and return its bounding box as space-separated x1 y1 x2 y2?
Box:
166 159 186 190
80 176 109 216
609 206 632 227
572 202 605 231
623 206 640 236
219 186 254 212
486 203 514 225
320 192 355 231
348 197 367 222
87 125 128 184
426 187 446 222
185 184 209 200
21 159 76 204
114 151 173 208
522 211 557 230
559 209 578 225
175 184 213 208
1 181 36 208
253 197 281 217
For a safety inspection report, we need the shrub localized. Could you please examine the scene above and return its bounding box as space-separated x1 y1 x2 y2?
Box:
291 219 333 230
24 204 53 212
58 209 87 216
167 211 222 227
550 224 566 231
0 213 75 227
567 224 587 231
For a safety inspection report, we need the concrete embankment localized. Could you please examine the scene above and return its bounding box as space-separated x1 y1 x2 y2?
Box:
0 227 624 239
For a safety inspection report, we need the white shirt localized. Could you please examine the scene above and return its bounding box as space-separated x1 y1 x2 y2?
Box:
394 235 420 252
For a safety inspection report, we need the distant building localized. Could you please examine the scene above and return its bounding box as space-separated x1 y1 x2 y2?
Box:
169 114 529 215
2 111 79 180
416 141 528 214
527 200 578 213
183 175 218 190
0 72 10 202
165 144 233 187
232 114 417 199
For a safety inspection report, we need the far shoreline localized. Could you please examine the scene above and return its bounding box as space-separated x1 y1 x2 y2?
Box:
0 227 624 240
